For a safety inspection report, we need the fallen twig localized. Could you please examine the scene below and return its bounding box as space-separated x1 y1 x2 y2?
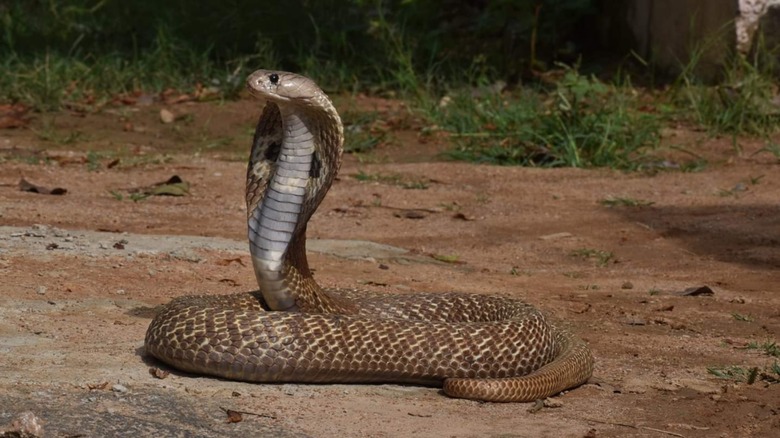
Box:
219 406 276 420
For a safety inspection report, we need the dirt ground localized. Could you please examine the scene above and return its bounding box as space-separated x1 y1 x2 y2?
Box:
1 97 779 437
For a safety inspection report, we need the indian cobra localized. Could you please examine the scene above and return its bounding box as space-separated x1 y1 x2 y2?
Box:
145 69 594 402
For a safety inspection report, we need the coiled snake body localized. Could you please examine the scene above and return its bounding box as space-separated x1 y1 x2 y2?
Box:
145 70 594 402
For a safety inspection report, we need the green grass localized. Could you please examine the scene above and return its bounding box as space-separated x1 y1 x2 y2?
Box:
708 363 780 384
352 171 428 189
600 196 654 207
0 1 599 109
732 312 755 322
745 340 780 357
708 337 780 385
0 45 249 111
85 150 102 171
341 110 389 153
430 67 661 169
32 117 86 145
753 142 780 161
672 44 780 137
569 248 615 267
7 1 780 176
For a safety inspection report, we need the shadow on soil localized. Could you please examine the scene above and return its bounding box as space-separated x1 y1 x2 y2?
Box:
0 391 305 437
609 203 780 269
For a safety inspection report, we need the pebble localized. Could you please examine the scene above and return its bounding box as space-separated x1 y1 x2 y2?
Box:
2 411 45 437
36 286 46 295
111 384 128 393
543 398 564 408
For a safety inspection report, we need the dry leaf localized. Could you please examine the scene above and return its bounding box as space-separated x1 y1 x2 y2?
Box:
216 257 246 267
18 178 67 195
165 94 192 105
393 210 426 219
219 278 239 287
128 175 190 197
452 212 476 221
87 381 109 390
675 286 714 297
0 103 31 129
225 409 243 423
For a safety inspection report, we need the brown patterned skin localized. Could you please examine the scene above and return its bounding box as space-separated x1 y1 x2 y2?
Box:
144 70 594 402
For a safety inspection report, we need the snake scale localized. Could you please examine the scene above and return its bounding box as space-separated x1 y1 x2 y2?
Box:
145 70 594 402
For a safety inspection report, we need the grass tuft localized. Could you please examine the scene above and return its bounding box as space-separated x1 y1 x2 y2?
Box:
341 110 389 154
708 364 780 384
732 312 755 322
352 171 428 189
746 340 780 357
673 48 780 137
600 196 654 207
431 66 660 169
569 248 615 267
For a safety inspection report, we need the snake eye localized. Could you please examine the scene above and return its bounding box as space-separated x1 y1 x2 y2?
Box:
269 73 279 84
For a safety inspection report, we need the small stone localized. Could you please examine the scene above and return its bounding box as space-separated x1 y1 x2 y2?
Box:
539 232 573 241
36 286 46 295
115 289 126 295
111 384 128 393
625 315 646 325
0 411 44 437
621 281 634 289
160 109 175 124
